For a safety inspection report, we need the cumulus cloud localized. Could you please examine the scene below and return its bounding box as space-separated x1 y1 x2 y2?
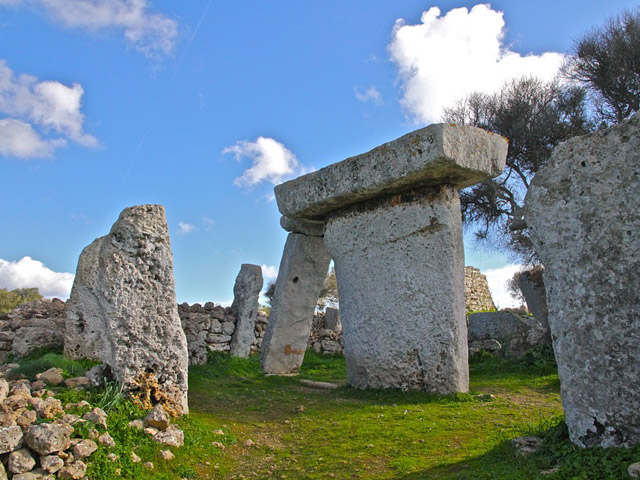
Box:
482 263 525 310
261 264 278 282
0 256 74 299
0 61 97 159
354 86 382 104
223 136 305 188
388 4 564 124
2 0 177 58
177 222 195 235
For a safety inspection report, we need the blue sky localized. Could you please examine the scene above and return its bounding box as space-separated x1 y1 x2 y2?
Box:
0 0 636 307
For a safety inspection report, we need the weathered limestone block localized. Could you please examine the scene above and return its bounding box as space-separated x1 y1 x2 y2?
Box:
467 311 547 358
325 187 468 392
324 308 341 332
270 123 507 392
230 264 263 358
518 268 549 333
261 233 331 374
525 113 640 447
64 204 189 415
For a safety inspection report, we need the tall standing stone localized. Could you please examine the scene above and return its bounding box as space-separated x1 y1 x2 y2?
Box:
261 222 331 374
229 264 263 358
269 123 507 392
525 114 640 447
65 205 189 415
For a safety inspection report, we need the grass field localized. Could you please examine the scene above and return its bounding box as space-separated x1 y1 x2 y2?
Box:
9 348 640 479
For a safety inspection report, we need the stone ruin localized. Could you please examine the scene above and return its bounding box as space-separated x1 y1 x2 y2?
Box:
525 113 640 447
179 302 268 365
464 266 495 313
262 123 508 393
0 299 66 362
64 204 189 415
230 264 263 358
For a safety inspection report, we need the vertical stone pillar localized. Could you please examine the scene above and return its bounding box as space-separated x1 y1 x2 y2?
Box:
324 188 469 393
261 218 331 374
230 264 263 358
525 113 640 447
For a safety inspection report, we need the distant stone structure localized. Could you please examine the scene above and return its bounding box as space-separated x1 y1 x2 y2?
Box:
65 205 189 415
518 268 549 335
464 266 495 313
467 311 547 358
525 113 640 447
230 264 263 358
262 123 507 393
0 299 66 361
179 302 268 365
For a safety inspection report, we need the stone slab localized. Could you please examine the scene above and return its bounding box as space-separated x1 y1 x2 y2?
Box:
230 264 263 358
324 187 469 393
275 123 507 220
260 233 331 374
525 113 640 447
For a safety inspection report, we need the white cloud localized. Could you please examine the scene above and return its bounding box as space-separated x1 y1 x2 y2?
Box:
388 4 564 124
2 0 177 58
0 61 97 159
261 264 278 282
223 136 305 188
354 86 382 104
202 216 215 232
482 263 525 310
177 222 195 235
0 256 74 299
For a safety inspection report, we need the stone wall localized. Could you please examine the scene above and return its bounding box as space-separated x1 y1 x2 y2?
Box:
178 302 268 365
307 310 344 355
0 299 66 362
464 266 495 313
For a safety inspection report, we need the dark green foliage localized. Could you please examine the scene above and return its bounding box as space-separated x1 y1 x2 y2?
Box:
565 8 640 124
0 287 43 313
442 77 593 262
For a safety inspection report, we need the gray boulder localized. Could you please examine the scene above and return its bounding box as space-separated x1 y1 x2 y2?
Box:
518 268 550 334
229 264 263 358
467 311 547 359
525 113 640 447
64 204 189 415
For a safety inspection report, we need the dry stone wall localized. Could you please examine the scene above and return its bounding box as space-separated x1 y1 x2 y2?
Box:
178 302 268 365
464 266 495 313
0 299 66 362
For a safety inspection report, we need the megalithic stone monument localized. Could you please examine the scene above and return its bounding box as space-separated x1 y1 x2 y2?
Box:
230 264 263 358
525 113 640 447
262 123 507 393
261 218 331 374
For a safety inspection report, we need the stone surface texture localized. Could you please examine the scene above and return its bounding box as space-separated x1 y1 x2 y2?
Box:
64 204 189 415
229 264 263 358
464 266 495 313
275 123 507 220
261 233 331 374
524 113 640 447
324 187 469 392
518 268 550 333
467 311 548 358
179 303 268 365
0 299 66 361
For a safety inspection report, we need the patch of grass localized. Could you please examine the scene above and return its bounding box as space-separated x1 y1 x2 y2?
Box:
7 346 100 380
10 348 637 479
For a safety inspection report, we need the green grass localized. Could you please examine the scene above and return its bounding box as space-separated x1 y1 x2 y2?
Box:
8 348 639 479
6 346 100 380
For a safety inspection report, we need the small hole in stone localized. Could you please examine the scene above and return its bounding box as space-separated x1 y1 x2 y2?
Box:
292 277 299 283
580 161 586 167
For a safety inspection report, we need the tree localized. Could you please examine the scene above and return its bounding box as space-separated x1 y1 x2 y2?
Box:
442 76 592 263
0 287 43 314
564 8 640 125
264 281 276 306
